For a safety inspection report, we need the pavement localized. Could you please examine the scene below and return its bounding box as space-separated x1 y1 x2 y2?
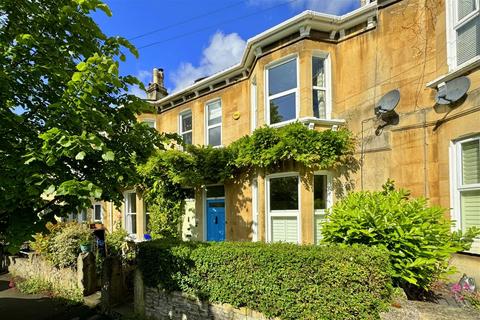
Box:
0 273 110 320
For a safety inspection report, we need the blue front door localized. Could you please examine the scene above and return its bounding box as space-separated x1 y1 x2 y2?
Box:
206 199 225 241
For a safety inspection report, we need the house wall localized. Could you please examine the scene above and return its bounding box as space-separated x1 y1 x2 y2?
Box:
110 0 479 245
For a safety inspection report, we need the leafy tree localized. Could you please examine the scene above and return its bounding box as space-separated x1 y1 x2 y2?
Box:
0 0 164 251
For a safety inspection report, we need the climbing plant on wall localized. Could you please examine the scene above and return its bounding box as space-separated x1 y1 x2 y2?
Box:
137 122 357 239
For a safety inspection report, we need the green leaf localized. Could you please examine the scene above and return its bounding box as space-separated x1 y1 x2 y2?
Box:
102 151 115 161
76 62 87 71
72 72 82 82
75 151 86 160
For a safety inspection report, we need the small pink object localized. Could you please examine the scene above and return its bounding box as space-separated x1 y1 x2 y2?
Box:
8 280 15 288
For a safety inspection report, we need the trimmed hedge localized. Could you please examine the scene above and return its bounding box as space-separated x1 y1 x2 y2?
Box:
138 241 393 320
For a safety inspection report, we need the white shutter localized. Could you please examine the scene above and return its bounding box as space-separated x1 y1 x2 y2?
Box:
461 190 480 230
462 140 480 185
272 217 297 243
314 215 326 244
456 15 480 65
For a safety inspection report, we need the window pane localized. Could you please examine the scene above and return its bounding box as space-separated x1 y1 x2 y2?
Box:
181 112 192 132
145 213 150 233
270 176 298 210
457 16 480 65
269 92 296 124
458 0 476 20
207 101 222 126
127 214 137 234
268 59 297 96
461 190 480 231
462 140 480 185
272 217 297 243
206 185 224 198
208 126 221 146
143 120 155 128
94 205 102 221
182 132 192 145
313 89 326 119
312 57 325 87
80 209 87 222
314 175 327 210
128 193 136 213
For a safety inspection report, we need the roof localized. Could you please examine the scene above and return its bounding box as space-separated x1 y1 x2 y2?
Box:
154 1 378 111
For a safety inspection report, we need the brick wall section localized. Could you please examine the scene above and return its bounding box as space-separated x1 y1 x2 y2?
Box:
144 287 275 320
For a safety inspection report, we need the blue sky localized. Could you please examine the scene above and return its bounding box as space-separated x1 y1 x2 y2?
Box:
92 0 360 96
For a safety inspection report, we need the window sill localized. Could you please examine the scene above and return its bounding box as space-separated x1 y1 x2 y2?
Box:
426 56 480 88
268 117 345 128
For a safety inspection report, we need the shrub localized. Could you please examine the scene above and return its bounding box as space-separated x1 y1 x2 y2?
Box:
321 181 479 293
138 241 392 320
31 222 93 268
106 228 136 262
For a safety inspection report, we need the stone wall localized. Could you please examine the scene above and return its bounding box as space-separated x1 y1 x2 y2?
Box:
9 253 82 299
8 252 97 300
143 287 275 320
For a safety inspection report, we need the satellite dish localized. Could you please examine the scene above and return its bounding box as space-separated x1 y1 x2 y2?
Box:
435 76 470 105
374 89 400 118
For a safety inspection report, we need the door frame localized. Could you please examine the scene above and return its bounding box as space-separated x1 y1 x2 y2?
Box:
203 185 226 241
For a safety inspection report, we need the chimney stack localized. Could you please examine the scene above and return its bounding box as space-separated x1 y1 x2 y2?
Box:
360 0 371 5
147 68 168 100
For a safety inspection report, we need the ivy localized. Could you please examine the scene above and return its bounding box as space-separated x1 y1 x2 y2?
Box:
138 122 357 239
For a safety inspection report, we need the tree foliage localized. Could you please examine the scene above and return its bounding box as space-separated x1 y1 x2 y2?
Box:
0 0 164 251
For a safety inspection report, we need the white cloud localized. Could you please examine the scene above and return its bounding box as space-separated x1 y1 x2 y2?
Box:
170 31 246 92
247 0 359 15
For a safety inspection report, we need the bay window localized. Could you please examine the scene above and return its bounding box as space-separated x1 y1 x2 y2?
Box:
312 56 328 119
313 173 332 244
266 57 298 125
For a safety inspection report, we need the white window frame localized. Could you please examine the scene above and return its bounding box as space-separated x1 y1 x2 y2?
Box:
205 99 222 147
311 52 332 120
265 55 300 126
312 171 333 244
265 172 301 243
179 109 193 145
450 135 480 231
251 179 259 242
144 200 150 234
250 77 257 133
142 118 156 129
93 203 103 222
124 191 137 237
446 0 480 70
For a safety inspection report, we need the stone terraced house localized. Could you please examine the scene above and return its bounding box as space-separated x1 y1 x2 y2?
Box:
73 0 479 274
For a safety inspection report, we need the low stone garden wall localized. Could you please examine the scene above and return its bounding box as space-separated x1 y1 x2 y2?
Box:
9 252 97 301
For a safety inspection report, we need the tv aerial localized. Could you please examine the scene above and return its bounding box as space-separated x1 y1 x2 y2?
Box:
374 89 400 135
435 76 470 105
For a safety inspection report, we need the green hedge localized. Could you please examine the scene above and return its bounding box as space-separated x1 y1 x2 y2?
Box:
138 241 393 320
